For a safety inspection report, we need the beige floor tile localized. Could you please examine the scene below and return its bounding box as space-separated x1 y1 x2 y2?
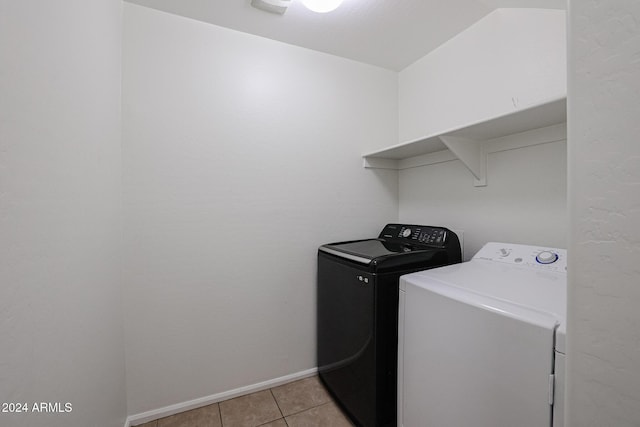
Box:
285 402 354 427
133 421 158 427
219 390 282 427
271 376 332 416
257 419 287 427
157 404 221 427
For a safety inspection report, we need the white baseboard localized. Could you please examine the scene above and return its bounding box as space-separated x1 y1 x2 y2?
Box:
124 367 318 427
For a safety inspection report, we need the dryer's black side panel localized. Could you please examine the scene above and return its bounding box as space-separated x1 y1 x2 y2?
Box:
317 252 376 427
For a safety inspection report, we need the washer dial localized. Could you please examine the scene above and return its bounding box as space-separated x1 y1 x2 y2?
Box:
536 251 559 264
402 228 412 238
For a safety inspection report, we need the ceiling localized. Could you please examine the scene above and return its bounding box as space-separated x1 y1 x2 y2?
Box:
125 0 566 71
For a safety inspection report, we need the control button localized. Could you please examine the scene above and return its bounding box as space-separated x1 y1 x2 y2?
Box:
536 251 559 264
402 228 412 238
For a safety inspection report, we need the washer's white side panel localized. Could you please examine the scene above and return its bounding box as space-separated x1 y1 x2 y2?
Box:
397 289 406 427
403 283 555 427
554 352 565 427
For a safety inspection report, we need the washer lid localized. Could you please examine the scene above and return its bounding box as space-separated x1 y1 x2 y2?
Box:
326 239 413 258
400 242 566 351
404 275 560 331
320 239 442 268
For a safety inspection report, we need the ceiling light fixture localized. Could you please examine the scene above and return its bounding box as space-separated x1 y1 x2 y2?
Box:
300 0 344 13
251 0 292 15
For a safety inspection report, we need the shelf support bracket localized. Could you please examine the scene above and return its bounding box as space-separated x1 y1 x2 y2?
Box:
439 136 487 187
362 157 399 170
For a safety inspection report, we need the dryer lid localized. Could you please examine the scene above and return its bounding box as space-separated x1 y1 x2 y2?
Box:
400 242 566 351
319 239 442 267
326 239 417 258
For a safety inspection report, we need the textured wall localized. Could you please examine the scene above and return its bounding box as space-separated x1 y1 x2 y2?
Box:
0 2 126 427
122 3 398 415
566 0 640 425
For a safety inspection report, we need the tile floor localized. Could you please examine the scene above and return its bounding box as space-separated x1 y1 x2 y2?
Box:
134 375 354 427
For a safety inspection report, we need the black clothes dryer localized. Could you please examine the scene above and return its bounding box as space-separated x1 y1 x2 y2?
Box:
317 224 462 427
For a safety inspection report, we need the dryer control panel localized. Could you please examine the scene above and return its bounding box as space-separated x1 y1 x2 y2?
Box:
473 242 567 273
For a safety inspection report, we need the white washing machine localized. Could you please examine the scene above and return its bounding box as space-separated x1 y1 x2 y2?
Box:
398 242 566 427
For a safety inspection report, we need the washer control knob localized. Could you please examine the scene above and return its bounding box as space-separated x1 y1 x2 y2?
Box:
402 228 412 238
536 251 559 264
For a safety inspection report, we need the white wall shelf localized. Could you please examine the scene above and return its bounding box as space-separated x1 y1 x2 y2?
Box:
363 97 567 186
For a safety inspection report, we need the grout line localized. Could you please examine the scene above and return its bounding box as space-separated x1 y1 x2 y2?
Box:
216 402 223 427
268 387 290 427
255 418 286 427
280 400 332 418
283 400 354 426
269 388 285 419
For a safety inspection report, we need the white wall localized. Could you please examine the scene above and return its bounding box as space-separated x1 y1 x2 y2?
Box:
397 8 568 259
566 1 640 425
0 2 126 427
400 128 567 259
399 8 567 143
122 3 398 415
